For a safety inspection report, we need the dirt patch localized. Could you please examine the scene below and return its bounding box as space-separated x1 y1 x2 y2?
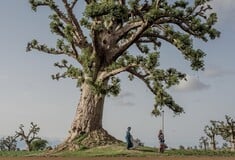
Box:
0 156 234 160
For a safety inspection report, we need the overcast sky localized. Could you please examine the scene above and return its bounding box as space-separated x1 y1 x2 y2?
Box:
0 0 235 149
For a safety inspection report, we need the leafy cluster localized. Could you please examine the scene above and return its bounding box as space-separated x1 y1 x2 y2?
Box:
15 122 41 151
27 0 220 116
202 115 235 151
29 0 56 12
0 122 48 151
0 136 17 151
213 115 235 142
105 51 186 115
84 0 128 21
31 139 48 151
52 59 85 87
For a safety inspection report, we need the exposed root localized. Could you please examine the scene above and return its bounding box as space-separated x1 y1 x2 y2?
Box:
53 129 122 152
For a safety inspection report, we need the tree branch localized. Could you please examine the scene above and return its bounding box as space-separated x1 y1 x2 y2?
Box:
110 22 148 62
127 68 155 94
114 21 143 42
48 1 70 24
26 40 81 61
102 63 138 80
71 0 78 9
62 0 89 48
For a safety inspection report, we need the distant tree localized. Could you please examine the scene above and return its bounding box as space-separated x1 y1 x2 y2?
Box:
199 136 209 151
213 115 235 151
0 136 17 151
0 138 4 151
179 145 185 150
27 0 220 149
204 121 218 150
15 122 41 151
187 146 193 150
31 139 48 151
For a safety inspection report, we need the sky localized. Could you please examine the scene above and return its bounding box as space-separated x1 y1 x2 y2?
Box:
0 0 235 149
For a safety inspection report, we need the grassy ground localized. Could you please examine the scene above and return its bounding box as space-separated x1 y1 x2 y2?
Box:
1 145 235 158
54 145 235 158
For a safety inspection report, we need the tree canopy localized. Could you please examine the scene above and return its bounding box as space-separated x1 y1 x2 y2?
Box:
27 0 220 116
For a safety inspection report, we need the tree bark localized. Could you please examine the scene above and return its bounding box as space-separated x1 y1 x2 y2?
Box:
230 135 235 151
211 140 216 150
67 82 105 142
26 140 32 151
53 82 121 151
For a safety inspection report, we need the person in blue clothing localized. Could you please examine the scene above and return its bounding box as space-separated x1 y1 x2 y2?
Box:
125 127 133 149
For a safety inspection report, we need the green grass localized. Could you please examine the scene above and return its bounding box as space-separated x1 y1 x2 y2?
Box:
165 149 235 156
0 150 44 157
53 145 157 157
53 145 235 158
1 145 235 158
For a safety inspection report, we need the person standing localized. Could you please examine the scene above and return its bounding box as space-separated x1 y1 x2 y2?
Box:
158 129 166 153
125 127 133 149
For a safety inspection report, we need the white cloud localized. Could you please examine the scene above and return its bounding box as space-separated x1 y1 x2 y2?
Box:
204 67 226 77
173 75 210 92
203 66 235 78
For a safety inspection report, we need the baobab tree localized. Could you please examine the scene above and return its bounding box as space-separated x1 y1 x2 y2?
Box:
15 122 41 151
199 136 209 151
27 0 220 149
204 121 218 150
0 136 17 151
213 115 235 151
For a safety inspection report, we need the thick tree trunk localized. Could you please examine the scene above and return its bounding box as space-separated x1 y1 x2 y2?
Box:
67 83 105 142
56 82 120 151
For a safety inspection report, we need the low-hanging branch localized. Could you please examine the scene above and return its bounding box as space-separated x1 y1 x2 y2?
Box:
26 40 80 60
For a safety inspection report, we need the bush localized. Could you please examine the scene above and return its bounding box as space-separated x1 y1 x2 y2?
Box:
31 139 48 151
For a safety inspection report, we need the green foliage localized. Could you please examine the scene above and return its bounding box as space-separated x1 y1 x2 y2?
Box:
0 150 44 157
202 115 235 151
55 39 70 53
53 59 85 87
75 133 88 144
210 115 235 143
80 47 94 75
173 0 189 8
165 149 235 156
15 122 41 151
1 145 235 157
84 1 128 20
29 0 56 12
31 139 48 151
49 145 235 157
80 17 92 29
27 0 220 117
107 77 121 96
49 14 63 35
90 80 108 95
0 136 17 151
74 133 89 150
64 24 75 43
